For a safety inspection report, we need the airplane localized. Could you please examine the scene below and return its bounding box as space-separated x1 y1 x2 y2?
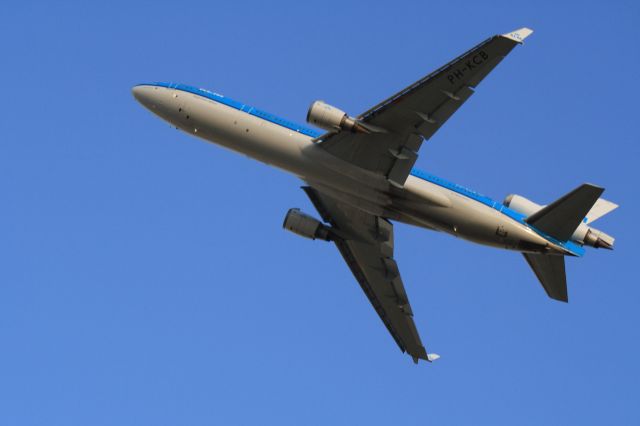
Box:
132 28 617 363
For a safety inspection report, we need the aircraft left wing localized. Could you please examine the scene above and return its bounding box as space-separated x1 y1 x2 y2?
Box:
303 186 429 363
316 28 533 187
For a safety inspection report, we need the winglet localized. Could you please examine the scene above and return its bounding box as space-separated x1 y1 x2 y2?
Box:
427 353 440 362
502 27 534 43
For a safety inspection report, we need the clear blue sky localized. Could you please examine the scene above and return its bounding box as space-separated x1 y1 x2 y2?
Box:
2 1 638 424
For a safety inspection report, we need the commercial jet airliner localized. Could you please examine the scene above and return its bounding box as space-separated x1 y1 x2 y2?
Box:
132 28 617 363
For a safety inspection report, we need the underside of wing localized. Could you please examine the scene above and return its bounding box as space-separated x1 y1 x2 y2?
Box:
316 28 533 187
303 186 429 363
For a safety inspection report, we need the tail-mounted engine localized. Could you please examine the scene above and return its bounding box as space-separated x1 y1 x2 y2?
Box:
282 208 332 241
503 194 542 217
504 194 614 249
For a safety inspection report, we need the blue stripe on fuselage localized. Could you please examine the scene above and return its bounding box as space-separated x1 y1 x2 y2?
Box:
137 82 323 138
409 169 585 256
139 82 585 257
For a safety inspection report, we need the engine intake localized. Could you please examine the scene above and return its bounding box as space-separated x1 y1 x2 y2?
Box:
306 101 369 133
283 208 331 241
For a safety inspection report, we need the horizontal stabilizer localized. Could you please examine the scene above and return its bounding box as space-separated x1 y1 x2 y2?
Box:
523 253 568 302
586 198 618 224
527 184 604 241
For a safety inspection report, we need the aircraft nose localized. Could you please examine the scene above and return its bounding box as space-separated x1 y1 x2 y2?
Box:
131 84 158 110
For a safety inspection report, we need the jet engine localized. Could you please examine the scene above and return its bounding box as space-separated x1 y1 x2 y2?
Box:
580 227 614 249
306 101 370 133
282 208 331 241
503 194 543 217
503 194 614 249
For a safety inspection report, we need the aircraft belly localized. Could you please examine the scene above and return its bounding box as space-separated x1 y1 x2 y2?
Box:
398 178 549 251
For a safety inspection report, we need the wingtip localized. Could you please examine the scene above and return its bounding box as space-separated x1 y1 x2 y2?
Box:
411 354 439 364
427 353 440 362
502 27 534 43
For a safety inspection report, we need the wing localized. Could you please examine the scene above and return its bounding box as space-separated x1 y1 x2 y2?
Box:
317 28 533 187
303 186 429 363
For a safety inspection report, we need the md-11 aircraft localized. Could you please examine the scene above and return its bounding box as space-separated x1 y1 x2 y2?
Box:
132 28 617 363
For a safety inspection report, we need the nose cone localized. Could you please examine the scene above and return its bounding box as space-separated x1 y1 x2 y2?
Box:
132 83 184 128
131 84 158 110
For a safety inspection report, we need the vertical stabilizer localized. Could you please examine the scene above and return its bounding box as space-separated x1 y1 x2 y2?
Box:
523 253 568 302
526 184 604 241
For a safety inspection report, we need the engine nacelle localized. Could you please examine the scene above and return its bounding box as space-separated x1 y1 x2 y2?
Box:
504 194 614 249
581 227 614 249
306 101 365 133
282 208 331 241
503 194 543 217
572 222 614 249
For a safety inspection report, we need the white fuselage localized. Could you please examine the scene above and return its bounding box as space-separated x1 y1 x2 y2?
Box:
132 83 573 255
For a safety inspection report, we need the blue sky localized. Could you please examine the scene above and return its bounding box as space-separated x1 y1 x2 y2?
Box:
1 1 638 424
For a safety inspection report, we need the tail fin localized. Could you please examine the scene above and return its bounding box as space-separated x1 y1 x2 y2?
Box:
526 184 604 241
523 253 568 302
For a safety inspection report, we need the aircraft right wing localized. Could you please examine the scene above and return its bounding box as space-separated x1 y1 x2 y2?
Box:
315 28 533 187
303 186 429 363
